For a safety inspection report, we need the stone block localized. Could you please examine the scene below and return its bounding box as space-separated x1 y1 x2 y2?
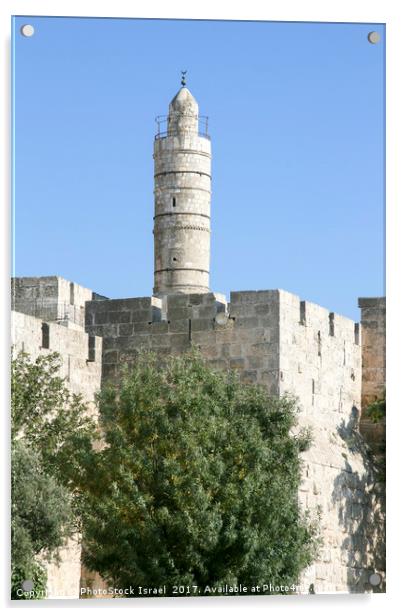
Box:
108 311 131 324
214 328 236 344
86 299 109 312
198 305 217 318
191 318 214 332
95 312 109 325
167 307 191 320
191 331 216 346
85 325 105 337
131 334 151 349
150 334 171 348
107 297 152 311
114 336 140 351
119 323 133 336
229 358 245 369
249 342 273 357
168 319 189 333
246 356 265 370
100 324 118 337
167 295 190 310
256 290 279 303
240 370 257 383
258 320 276 336
254 304 271 315
151 321 169 334
235 316 259 329
134 321 152 333
131 309 152 323
188 293 204 305
230 291 257 304
169 333 190 350
200 345 219 359
229 304 254 317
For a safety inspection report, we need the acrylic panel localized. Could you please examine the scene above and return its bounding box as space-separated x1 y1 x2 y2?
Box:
11 16 385 600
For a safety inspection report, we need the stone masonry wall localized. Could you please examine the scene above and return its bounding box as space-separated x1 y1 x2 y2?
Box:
85 290 280 397
278 291 384 592
85 288 384 593
358 298 386 453
11 309 103 599
12 276 96 330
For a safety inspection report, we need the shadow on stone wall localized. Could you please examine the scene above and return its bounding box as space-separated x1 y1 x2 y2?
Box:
332 407 385 593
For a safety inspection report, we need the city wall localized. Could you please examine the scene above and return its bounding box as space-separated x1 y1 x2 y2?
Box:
11 276 385 594
11 299 103 599
85 288 384 593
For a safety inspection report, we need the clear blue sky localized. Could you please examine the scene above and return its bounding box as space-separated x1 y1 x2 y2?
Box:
12 17 385 321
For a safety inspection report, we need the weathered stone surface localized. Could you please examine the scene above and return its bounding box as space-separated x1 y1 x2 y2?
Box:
358 297 386 454
153 88 211 296
11 308 102 598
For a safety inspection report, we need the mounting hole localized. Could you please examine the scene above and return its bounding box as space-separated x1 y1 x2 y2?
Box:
369 572 382 586
367 31 380 44
21 24 35 37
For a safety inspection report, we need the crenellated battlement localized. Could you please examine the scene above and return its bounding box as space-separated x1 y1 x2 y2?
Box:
11 276 105 330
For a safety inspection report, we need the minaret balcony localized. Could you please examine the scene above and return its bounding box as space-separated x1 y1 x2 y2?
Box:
154 114 210 140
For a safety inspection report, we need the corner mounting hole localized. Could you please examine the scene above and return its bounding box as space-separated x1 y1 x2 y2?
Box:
172 257 177 262
368 31 380 44
21 24 35 37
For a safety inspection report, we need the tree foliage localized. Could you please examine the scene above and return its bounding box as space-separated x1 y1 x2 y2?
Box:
366 394 386 483
78 351 319 594
11 351 96 599
366 396 386 424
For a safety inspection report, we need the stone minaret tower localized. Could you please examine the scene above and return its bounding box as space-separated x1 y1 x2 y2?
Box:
153 77 211 296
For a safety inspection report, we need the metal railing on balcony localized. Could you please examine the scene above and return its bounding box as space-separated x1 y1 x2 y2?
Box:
155 114 210 140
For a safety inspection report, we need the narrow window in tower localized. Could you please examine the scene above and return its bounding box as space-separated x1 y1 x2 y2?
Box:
41 322 49 349
329 312 335 336
299 301 306 325
69 281 74 305
172 197 176 207
354 323 360 345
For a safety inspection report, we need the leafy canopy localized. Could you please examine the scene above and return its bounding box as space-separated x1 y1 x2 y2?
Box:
11 351 96 599
79 351 318 594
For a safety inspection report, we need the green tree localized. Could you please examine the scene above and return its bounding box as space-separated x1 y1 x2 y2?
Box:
11 351 96 599
78 351 319 595
366 394 386 483
366 396 386 425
